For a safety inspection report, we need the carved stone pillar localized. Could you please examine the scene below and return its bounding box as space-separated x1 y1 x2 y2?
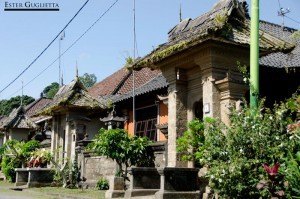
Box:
215 72 248 125
64 113 71 163
202 75 220 119
166 68 188 167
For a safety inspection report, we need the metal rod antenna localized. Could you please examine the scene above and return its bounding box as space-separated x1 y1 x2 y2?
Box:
59 31 65 86
59 37 61 86
132 0 136 134
21 80 23 106
278 7 290 36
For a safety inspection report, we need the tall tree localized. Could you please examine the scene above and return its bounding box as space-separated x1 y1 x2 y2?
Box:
79 73 97 88
42 82 59 99
0 95 35 116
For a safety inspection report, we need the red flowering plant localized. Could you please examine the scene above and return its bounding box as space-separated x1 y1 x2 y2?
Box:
257 163 286 198
27 149 52 168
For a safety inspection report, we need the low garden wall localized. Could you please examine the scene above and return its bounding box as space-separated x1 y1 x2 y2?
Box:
15 168 54 188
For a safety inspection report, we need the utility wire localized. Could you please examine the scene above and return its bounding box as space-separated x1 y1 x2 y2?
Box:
0 0 90 95
6 0 120 99
285 16 300 25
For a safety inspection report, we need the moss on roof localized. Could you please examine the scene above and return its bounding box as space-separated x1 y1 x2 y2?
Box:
132 0 294 70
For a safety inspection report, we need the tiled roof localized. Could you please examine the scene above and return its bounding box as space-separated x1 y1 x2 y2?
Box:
0 106 37 130
132 0 295 69
89 67 167 104
25 98 52 117
259 21 300 68
110 74 168 103
116 68 162 95
88 67 130 98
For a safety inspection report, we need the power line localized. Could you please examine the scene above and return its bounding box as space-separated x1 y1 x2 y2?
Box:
285 16 300 25
6 0 120 99
0 0 90 95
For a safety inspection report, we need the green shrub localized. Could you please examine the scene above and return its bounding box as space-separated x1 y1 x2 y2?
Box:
88 128 153 181
1 155 21 182
177 119 205 162
177 93 300 198
0 139 40 182
96 178 109 190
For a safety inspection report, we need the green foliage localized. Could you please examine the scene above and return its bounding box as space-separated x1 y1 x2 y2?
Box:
52 159 81 188
79 73 97 88
1 155 21 182
177 119 205 162
88 128 153 180
283 152 300 198
178 94 300 198
291 30 300 39
21 140 40 157
0 95 35 116
0 140 40 182
125 56 134 66
214 10 228 28
53 169 63 187
42 82 59 99
96 178 109 190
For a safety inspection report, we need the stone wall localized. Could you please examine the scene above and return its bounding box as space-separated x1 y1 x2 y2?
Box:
79 152 117 187
9 129 29 141
86 118 103 139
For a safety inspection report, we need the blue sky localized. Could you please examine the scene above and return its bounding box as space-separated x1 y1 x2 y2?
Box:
0 0 299 100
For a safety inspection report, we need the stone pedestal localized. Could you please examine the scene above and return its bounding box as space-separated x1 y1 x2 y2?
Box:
105 176 125 199
125 167 160 198
155 167 200 199
148 141 167 168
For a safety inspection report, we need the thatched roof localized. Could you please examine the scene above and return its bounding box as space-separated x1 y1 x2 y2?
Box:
132 0 295 69
0 106 37 130
38 77 105 115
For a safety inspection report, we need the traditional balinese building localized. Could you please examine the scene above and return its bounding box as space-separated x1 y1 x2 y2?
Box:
0 106 38 143
130 0 299 167
38 75 106 164
0 97 52 147
25 96 53 149
0 116 5 147
89 67 168 142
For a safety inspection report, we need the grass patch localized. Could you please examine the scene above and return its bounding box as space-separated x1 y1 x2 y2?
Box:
0 181 105 199
0 180 14 188
29 187 105 199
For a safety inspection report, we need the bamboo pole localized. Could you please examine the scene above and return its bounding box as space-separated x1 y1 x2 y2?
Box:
250 0 260 108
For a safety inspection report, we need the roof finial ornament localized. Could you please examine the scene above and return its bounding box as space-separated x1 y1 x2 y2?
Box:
179 3 182 22
76 61 79 78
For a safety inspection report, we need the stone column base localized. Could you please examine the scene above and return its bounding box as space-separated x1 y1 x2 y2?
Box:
105 190 125 199
155 190 200 199
125 189 159 198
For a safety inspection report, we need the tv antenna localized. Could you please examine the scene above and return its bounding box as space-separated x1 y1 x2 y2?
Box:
278 8 290 26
